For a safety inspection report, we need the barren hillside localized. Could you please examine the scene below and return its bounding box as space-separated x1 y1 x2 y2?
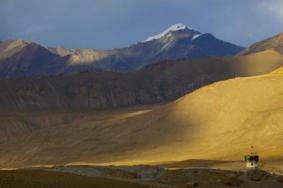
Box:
1 61 283 167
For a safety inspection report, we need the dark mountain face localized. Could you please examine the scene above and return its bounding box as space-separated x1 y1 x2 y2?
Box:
0 24 243 78
240 33 283 55
121 29 243 69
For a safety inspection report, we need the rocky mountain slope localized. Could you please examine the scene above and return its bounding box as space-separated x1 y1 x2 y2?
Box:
240 32 283 55
0 49 282 113
0 40 66 77
1 62 283 167
0 24 243 77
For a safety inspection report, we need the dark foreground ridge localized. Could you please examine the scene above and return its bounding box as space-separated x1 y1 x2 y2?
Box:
0 166 283 188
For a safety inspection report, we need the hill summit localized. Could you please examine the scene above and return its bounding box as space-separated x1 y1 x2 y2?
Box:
240 33 283 55
143 23 200 42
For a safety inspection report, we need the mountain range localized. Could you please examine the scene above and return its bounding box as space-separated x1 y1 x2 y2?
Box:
0 24 243 77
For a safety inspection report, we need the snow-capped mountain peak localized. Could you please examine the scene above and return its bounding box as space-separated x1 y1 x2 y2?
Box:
166 23 190 31
144 23 192 42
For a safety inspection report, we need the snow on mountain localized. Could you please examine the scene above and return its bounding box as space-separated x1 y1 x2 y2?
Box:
192 34 202 40
144 23 192 42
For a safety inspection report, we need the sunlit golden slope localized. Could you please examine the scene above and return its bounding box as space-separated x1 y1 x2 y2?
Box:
105 65 283 164
106 68 283 164
233 49 283 75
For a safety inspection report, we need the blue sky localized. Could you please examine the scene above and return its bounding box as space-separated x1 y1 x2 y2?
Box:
1 0 283 49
